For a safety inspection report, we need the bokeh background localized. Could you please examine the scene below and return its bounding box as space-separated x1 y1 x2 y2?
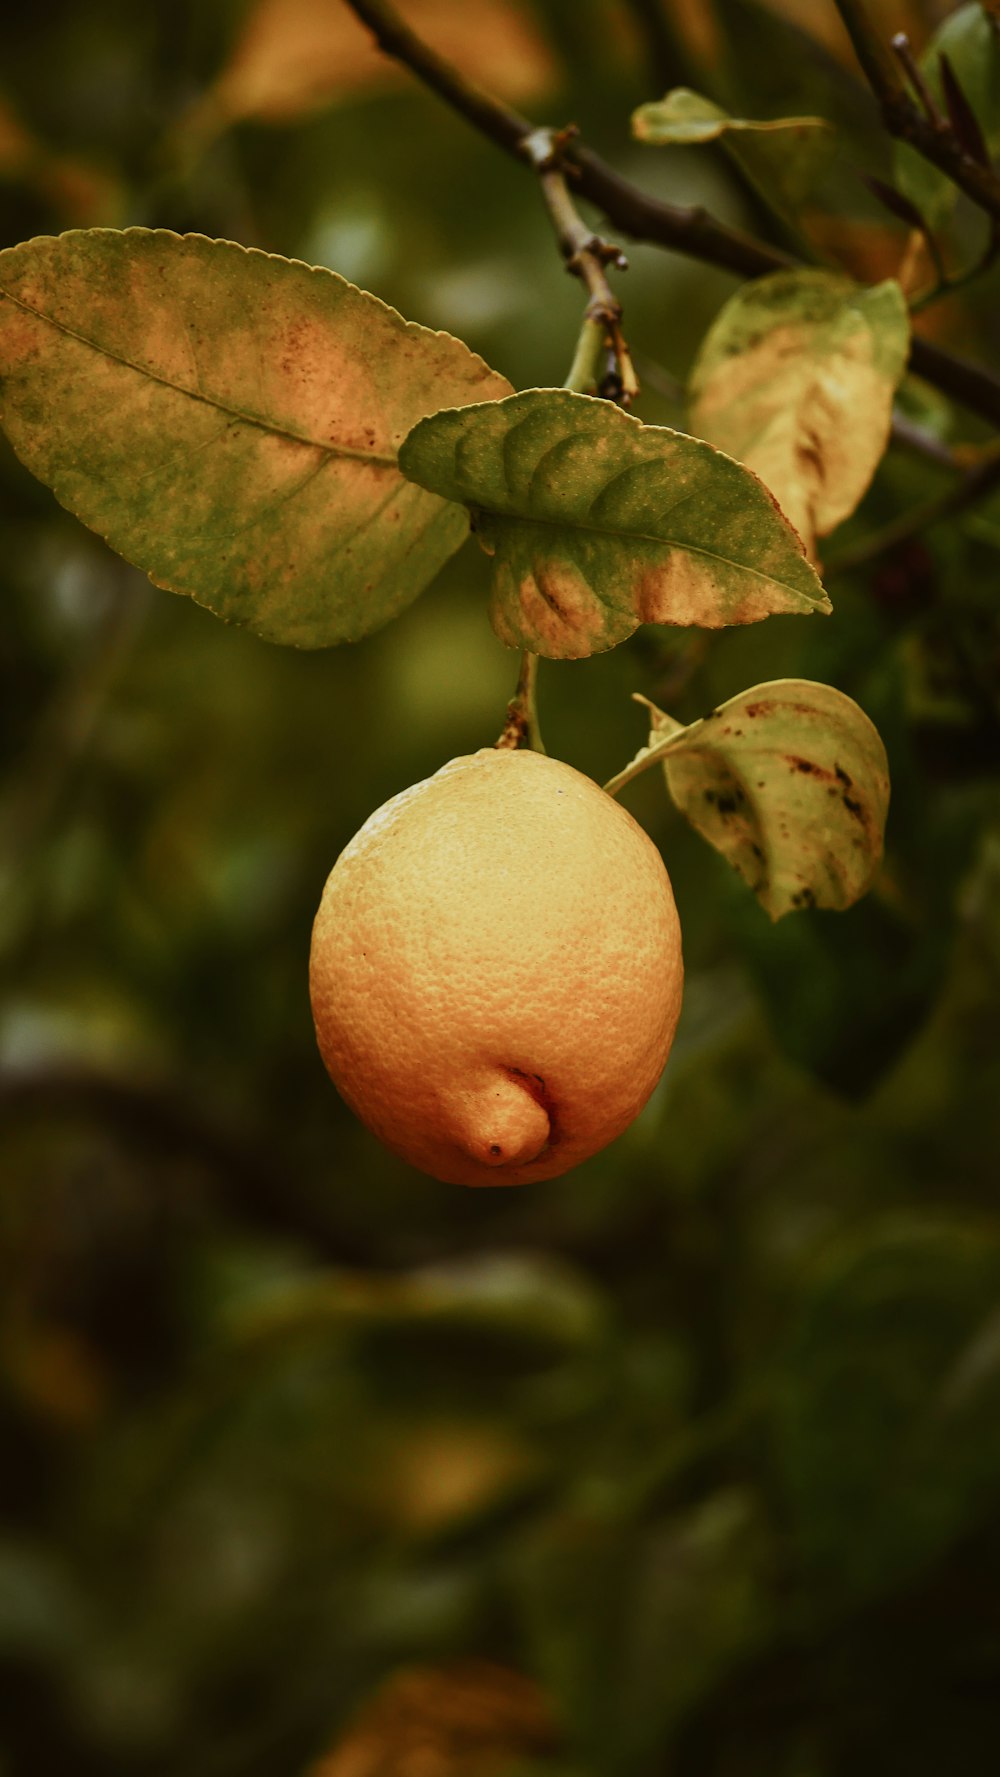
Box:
2 2 1000 1773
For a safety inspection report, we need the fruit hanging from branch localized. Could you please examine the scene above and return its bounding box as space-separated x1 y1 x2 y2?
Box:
309 748 684 1186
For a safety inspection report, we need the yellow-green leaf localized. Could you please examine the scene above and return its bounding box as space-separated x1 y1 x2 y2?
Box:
632 85 829 147
642 679 889 920
0 228 512 646
632 88 834 216
398 388 829 660
688 271 909 561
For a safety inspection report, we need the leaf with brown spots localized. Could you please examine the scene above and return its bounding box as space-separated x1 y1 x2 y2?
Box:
0 228 512 646
398 388 829 659
639 679 889 920
688 271 909 562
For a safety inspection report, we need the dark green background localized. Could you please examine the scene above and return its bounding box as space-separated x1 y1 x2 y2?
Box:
2 2 999 1772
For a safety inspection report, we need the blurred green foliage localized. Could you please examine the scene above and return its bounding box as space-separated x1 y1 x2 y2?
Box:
1 2 1000 1774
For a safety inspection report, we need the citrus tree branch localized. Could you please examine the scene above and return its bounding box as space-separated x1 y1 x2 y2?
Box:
340 0 1000 431
832 0 1000 224
340 0 534 155
524 126 638 401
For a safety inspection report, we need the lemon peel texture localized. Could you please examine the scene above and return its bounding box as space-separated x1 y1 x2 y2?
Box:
309 748 683 1186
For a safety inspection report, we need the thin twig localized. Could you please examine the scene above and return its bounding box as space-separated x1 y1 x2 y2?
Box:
341 0 533 157
496 652 545 752
341 0 1000 430
523 126 638 403
834 0 1000 224
891 32 946 128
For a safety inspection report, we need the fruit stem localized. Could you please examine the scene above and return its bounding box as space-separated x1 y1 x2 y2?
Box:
496 652 545 753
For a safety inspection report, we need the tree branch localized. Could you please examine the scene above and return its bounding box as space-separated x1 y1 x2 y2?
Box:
524 127 638 401
343 0 533 156
340 0 1000 430
496 652 545 752
833 0 1000 224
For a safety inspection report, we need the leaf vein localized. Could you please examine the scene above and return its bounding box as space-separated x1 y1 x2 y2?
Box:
0 285 399 469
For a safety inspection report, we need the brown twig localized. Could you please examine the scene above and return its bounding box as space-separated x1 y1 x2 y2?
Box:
496 652 544 752
891 32 946 129
834 0 1000 223
524 126 638 402
340 0 1000 430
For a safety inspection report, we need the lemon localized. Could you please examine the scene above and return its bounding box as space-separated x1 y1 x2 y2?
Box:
310 748 683 1185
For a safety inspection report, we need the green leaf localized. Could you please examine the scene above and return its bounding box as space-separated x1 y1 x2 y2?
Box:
631 89 834 218
640 679 889 920
894 3 1000 229
398 388 829 660
688 271 909 560
632 85 829 147
0 228 512 647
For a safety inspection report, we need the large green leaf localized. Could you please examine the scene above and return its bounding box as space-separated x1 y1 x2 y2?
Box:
688 271 909 560
632 679 889 920
398 388 829 659
0 228 512 646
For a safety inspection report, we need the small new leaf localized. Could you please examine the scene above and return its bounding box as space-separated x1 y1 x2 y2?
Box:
631 86 829 147
399 389 829 660
632 87 833 217
688 271 910 561
0 229 512 647
644 680 890 920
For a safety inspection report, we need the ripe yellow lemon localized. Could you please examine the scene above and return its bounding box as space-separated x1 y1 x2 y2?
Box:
309 748 683 1186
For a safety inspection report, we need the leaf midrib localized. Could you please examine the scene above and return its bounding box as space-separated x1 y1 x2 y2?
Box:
0 284 399 470
472 501 826 602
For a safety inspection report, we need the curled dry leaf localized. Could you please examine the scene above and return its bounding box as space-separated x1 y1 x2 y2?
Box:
399 388 829 660
642 679 890 920
0 228 512 647
688 270 910 562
